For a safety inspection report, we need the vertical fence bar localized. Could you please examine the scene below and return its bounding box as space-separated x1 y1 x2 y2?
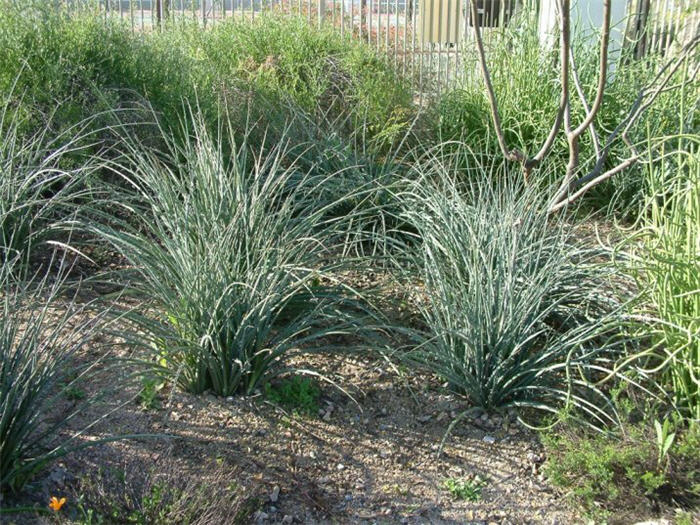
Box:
411 0 417 85
341 0 345 37
376 0 380 51
394 0 398 69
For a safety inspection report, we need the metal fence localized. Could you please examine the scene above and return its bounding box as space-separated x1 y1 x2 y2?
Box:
55 0 700 94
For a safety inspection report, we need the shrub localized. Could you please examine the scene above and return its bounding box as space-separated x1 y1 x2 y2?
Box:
0 254 106 494
390 152 632 426
434 13 692 215
91 112 372 397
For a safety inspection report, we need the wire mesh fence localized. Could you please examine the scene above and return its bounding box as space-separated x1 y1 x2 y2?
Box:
52 0 700 94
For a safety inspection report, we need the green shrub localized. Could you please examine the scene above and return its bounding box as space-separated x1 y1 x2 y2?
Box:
542 420 700 521
90 113 372 397
0 4 415 156
389 153 631 426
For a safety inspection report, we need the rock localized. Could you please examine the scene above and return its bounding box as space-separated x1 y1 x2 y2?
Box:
337 463 345 471
344 494 353 501
225 396 235 403
254 511 269 523
416 414 432 423
482 435 496 444
270 485 280 503
282 516 293 524
268 506 277 513
379 450 390 459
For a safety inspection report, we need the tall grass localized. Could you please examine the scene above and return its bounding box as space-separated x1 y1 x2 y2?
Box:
0 4 416 156
389 150 633 427
90 113 373 397
624 139 699 420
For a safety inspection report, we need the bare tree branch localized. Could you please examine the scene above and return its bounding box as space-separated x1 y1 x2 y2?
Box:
570 48 602 158
469 0 697 213
548 35 699 212
469 0 523 165
571 0 611 139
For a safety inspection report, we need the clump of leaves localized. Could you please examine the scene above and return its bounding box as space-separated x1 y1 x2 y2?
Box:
264 376 321 417
0 253 108 494
1 82 95 263
444 476 487 502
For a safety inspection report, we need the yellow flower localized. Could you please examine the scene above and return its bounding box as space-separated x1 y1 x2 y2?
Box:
48 496 66 512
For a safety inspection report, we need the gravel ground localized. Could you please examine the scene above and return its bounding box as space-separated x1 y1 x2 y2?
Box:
11 342 580 524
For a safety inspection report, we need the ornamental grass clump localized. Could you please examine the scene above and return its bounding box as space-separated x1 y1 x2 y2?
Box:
93 113 371 397
391 155 632 427
0 254 107 494
0 86 95 262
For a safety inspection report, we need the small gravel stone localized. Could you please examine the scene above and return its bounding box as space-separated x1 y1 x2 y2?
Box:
337 463 345 471
483 435 496 444
270 485 280 503
282 516 293 524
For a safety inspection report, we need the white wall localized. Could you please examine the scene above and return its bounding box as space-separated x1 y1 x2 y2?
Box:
538 0 629 65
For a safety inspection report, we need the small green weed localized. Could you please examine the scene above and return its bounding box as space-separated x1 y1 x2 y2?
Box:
264 376 320 417
138 377 164 411
63 385 87 401
542 421 700 521
443 476 486 502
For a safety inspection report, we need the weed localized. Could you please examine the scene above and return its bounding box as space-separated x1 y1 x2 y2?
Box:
72 462 261 525
138 376 164 411
264 376 321 417
444 476 486 502
542 420 699 521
